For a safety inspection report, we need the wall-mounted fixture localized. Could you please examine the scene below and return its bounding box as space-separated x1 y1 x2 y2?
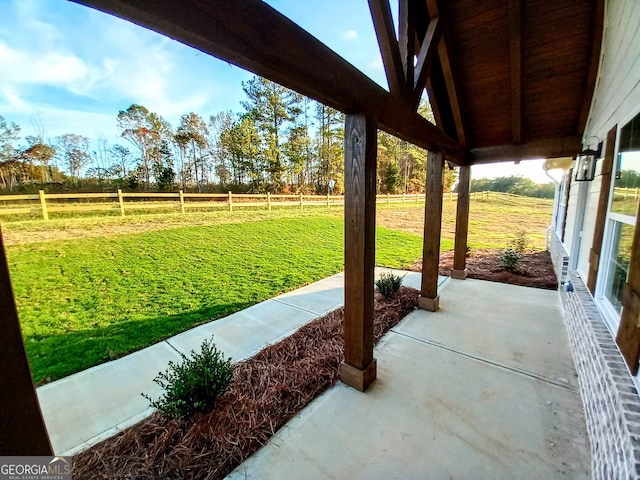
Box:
575 138 603 182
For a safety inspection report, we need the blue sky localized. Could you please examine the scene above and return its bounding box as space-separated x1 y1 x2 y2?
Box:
0 0 550 182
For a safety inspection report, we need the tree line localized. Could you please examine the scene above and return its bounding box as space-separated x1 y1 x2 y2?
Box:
0 75 455 195
468 175 555 198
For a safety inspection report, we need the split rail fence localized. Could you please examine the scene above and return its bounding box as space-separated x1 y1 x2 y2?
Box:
0 190 547 222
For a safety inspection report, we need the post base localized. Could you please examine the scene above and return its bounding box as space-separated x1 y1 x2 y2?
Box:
340 359 377 392
451 268 468 280
418 295 440 312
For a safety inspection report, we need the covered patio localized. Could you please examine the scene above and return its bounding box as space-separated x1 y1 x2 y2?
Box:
1 0 604 473
226 277 590 479
30 270 590 477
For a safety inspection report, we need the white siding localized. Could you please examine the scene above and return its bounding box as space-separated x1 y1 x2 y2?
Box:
585 0 640 137
577 167 604 278
563 0 640 274
564 183 579 254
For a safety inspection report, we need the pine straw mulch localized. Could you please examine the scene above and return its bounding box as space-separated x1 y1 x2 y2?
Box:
412 249 558 290
73 287 420 480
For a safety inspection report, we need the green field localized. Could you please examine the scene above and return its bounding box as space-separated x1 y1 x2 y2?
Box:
5 213 425 384
3 196 552 385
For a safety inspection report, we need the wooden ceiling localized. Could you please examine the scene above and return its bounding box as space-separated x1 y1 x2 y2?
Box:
73 0 603 166
423 0 604 163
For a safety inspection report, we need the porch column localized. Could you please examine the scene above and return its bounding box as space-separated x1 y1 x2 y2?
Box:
340 113 378 392
0 225 52 455
419 150 444 312
452 165 470 279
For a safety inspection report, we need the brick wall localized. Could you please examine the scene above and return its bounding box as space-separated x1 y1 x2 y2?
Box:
551 232 640 479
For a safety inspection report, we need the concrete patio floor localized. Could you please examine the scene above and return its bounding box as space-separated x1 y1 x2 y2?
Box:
36 271 591 479
227 278 591 479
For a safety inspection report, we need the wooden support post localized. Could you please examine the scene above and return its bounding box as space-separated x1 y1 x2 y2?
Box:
419 151 444 311
300 192 304 210
0 225 53 455
387 193 390 205
267 192 272 211
179 189 185 214
416 192 419 203
228 191 233 212
340 113 377 392
38 190 48 221
117 189 126 217
452 165 470 279
403 192 406 204
327 193 330 207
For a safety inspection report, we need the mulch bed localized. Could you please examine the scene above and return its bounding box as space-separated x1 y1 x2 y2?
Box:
412 248 558 290
73 287 420 480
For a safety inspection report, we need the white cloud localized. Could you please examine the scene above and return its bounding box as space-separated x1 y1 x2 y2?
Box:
0 42 89 86
342 29 358 40
366 56 384 71
0 1 249 140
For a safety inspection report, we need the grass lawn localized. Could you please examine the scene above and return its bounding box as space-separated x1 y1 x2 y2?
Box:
3 195 552 384
6 213 424 384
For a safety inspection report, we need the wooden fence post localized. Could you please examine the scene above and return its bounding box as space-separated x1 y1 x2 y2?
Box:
416 192 419 203
300 193 304 210
387 193 390 205
117 189 126 216
228 191 233 212
267 192 272 211
327 193 330 207
403 192 406 204
179 190 185 214
38 190 48 221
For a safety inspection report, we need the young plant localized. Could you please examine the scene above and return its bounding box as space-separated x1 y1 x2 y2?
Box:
375 272 405 301
143 336 233 420
499 247 520 272
510 229 529 254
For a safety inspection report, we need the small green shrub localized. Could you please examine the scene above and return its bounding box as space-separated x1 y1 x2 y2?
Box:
510 229 529 254
375 272 405 300
500 247 520 272
143 337 233 420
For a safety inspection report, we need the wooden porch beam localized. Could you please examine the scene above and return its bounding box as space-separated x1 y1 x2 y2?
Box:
0 225 52 455
413 17 441 109
469 136 583 164
509 0 523 144
425 0 468 147
399 0 416 102
340 113 378 392
419 150 444 312
577 0 605 135
74 0 463 160
368 0 405 99
452 165 470 279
